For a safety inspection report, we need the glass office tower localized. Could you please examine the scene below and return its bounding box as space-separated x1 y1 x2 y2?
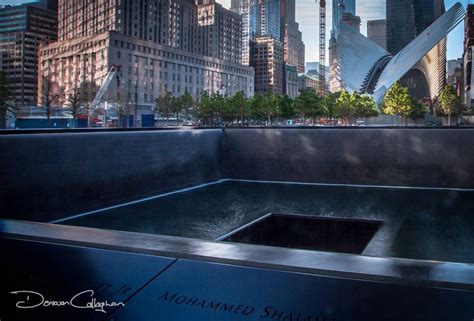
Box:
0 3 57 107
386 0 446 99
332 0 356 38
387 0 445 55
260 0 280 41
233 0 261 65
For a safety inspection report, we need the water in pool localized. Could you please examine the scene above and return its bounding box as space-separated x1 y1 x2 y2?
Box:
58 180 474 263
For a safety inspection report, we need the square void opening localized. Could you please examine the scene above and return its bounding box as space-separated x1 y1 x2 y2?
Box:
219 213 383 254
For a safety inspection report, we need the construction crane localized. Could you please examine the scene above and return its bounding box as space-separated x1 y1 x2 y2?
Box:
89 65 121 111
87 64 121 126
316 0 326 96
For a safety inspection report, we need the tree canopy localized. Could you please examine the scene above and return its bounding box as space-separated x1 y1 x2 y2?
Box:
155 89 173 124
294 89 326 123
153 88 383 127
335 90 379 125
438 84 465 126
383 81 418 125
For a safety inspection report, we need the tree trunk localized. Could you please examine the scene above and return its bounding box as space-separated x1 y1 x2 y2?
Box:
448 114 451 126
47 108 51 128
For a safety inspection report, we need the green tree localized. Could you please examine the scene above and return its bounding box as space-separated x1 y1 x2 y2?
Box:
322 92 339 125
229 91 249 126
278 94 295 122
0 71 11 128
357 94 379 121
179 89 195 123
250 92 264 123
171 95 183 124
334 91 378 126
196 91 224 126
438 84 464 126
220 95 237 124
294 89 322 125
155 89 173 125
307 91 326 124
335 90 352 125
196 91 213 126
172 89 194 124
210 92 225 126
409 100 429 125
260 93 279 125
383 81 416 126
293 92 306 123
350 92 365 124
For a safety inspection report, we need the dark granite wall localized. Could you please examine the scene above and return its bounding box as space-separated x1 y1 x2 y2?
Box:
0 130 223 222
1 128 473 222
223 128 474 189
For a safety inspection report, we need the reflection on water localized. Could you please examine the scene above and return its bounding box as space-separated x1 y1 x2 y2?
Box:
61 181 474 263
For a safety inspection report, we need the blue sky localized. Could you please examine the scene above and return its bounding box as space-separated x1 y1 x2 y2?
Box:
4 0 467 62
221 0 466 62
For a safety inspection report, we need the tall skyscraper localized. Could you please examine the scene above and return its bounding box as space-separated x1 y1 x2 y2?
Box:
342 12 360 32
260 0 281 41
234 0 304 93
232 0 260 65
386 0 446 98
367 19 387 50
231 0 305 95
387 0 444 55
0 3 57 108
38 0 254 123
447 58 463 97
250 36 284 94
329 0 359 93
332 0 355 38
463 3 474 108
281 0 295 24
281 0 305 73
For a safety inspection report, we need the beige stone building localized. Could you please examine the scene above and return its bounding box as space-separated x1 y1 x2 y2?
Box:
39 0 254 119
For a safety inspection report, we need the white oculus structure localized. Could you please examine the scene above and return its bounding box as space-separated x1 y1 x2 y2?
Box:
337 2 465 103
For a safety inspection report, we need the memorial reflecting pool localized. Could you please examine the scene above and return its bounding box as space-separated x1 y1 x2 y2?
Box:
59 180 474 263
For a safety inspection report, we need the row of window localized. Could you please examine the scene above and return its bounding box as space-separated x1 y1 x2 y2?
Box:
112 38 249 75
